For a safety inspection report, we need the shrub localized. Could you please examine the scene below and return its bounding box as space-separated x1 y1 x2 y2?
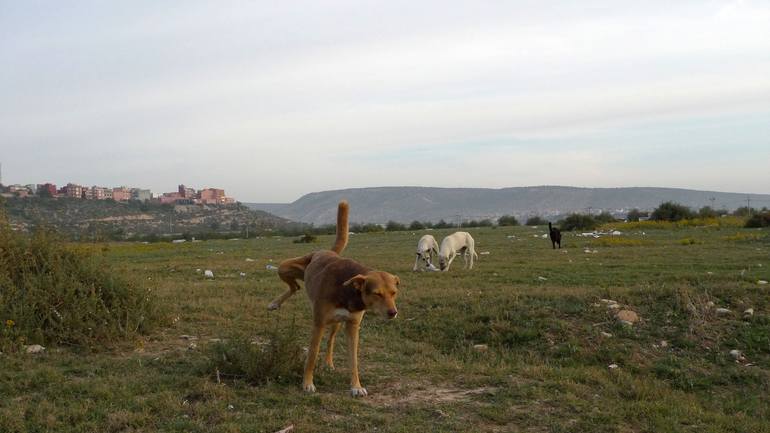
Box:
525 216 546 226
745 212 770 228
386 220 407 232
0 220 164 350
698 206 719 218
651 202 695 222
292 233 317 243
498 215 519 226
408 220 425 230
733 206 756 217
206 321 304 386
434 219 451 229
560 213 598 231
626 209 648 222
594 211 617 224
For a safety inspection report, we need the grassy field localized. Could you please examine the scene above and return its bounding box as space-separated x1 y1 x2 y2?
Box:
2 224 770 432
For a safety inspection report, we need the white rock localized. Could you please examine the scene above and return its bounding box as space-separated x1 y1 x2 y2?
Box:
584 249 592 253
608 363 619 369
600 299 618 304
743 308 754 318
608 303 621 310
715 308 731 315
660 340 669 348
266 264 279 271
245 258 255 262
612 231 622 236
758 280 768 285
600 332 613 338
473 344 488 352
619 320 633 326
729 349 745 361
25 344 45 354
239 272 247 277
196 268 201 273
537 276 548 281
204 270 214 278
188 342 198 350
706 301 715 307
541 234 549 239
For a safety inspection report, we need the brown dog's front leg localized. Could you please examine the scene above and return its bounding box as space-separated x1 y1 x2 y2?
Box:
346 317 367 397
303 324 325 392
325 322 342 369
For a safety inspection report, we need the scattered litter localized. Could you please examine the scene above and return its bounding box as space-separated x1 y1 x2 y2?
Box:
743 308 754 318
600 299 618 304
204 270 214 278
584 249 592 253
245 258 255 262
706 301 715 307
239 272 247 277
729 349 746 361
172 239 186 244
187 342 198 350
506 235 517 239
179 335 197 341
274 425 295 433
537 276 548 281
196 268 201 273
608 363 619 370
608 303 621 310
758 280 768 285
25 344 45 354
480 251 491 255
706 271 714 275
600 332 613 338
266 264 279 271
541 234 548 239
715 308 731 315
611 231 622 236
473 344 488 352
228 404 235 410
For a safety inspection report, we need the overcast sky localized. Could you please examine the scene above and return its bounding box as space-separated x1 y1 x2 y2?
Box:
1 1 769 202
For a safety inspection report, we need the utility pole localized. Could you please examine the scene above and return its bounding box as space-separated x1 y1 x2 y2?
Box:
747 196 752 216
709 197 715 208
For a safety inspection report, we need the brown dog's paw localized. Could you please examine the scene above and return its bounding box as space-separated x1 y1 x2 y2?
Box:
302 383 316 393
350 387 368 397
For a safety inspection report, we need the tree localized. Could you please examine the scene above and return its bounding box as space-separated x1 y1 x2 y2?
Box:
498 215 519 226
561 213 598 231
525 216 546 226
651 202 694 222
408 220 425 230
626 209 647 222
386 220 406 231
434 219 451 229
745 212 770 228
698 206 718 218
733 206 756 217
594 212 616 224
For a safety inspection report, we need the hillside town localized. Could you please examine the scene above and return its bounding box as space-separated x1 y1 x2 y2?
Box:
0 182 236 206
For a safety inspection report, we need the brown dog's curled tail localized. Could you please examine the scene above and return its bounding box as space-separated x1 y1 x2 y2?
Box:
331 200 349 254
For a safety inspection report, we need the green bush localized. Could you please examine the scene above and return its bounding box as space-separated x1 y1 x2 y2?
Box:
497 215 519 226
0 214 164 350
626 208 648 222
385 220 407 231
206 321 304 386
745 212 770 228
651 202 695 222
408 220 425 230
560 213 598 231
292 233 317 243
525 216 546 226
434 219 451 229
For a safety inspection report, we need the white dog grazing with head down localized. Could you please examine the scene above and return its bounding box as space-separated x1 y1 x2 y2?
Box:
413 234 439 271
438 232 479 271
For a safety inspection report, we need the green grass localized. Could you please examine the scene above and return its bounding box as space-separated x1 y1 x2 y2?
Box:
2 225 770 432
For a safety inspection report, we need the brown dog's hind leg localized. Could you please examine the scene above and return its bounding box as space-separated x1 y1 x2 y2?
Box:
268 256 309 310
302 323 326 392
325 322 342 369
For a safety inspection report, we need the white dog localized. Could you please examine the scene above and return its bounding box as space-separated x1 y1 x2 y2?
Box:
438 232 479 271
413 234 440 271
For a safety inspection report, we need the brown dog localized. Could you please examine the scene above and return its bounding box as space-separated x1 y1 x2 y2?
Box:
267 201 399 397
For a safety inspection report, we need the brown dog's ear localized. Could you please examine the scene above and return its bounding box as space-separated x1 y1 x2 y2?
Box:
343 274 367 291
393 276 400 287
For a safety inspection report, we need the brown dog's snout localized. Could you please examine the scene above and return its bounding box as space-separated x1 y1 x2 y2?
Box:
387 308 398 319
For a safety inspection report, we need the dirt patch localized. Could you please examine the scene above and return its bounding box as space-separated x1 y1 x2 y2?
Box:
366 381 496 407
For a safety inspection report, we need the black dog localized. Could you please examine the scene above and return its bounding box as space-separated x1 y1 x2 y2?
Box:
548 222 561 249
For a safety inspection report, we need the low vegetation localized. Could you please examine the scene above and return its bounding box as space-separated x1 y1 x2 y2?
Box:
0 210 164 351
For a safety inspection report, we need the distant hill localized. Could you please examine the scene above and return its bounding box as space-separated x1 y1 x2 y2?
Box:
4 197 291 240
246 186 770 225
